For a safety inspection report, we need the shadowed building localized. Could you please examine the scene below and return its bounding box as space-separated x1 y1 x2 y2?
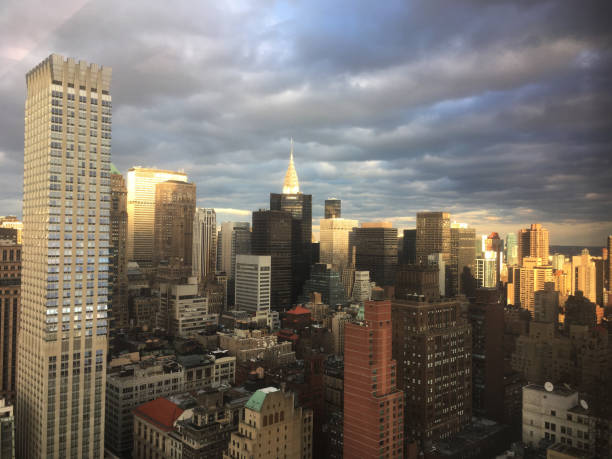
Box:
392 298 472 451
270 144 312 303
153 180 196 267
450 224 476 296
325 198 341 219
252 210 293 310
0 241 20 402
395 264 440 300
354 222 398 288
402 229 417 264
110 167 129 330
193 208 217 285
344 300 404 458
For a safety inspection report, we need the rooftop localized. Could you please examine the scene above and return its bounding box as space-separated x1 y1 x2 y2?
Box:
133 398 184 432
245 387 279 412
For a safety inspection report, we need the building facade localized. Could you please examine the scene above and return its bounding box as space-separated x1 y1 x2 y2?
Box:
0 399 15 459
392 298 472 450
354 223 398 288
234 254 271 321
17 54 111 458
518 223 549 267
344 300 404 458
192 208 217 284
324 198 341 219
110 167 129 330
319 218 358 271
153 180 196 267
416 212 451 265
251 209 293 310
0 241 20 402
127 167 187 265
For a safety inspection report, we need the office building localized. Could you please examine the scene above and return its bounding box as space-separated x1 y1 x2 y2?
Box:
354 222 398 287
416 212 451 264
153 180 196 267
428 253 447 297
352 271 371 304
298 263 348 307
224 386 313 459
270 145 312 302
607 236 612 293
475 257 497 288
331 311 351 356
218 329 295 365
325 198 341 219
0 399 15 459
193 208 217 283
319 217 358 271
450 224 475 296
110 166 129 330
234 254 271 322
251 209 293 310
127 167 188 265
402 229 417 264
132 397 186 459
17 54 111 458
518 224 549 266
507 257 554 312
218 222 251 306
564 292 596 328
392 298 472 449
0 241 20 401
344 300 404 458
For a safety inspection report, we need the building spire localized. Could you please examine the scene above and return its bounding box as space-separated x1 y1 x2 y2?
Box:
282 138 300 194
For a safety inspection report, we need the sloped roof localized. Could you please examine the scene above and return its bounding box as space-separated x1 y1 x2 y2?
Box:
133 398 184 431
286 305 310 315
245 387 279 412
110 163 121 175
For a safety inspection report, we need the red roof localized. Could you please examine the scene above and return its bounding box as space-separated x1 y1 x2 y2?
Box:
133 398 184 432
286 305 311 315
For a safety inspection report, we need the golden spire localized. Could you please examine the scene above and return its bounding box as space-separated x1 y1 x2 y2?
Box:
282 138 300 194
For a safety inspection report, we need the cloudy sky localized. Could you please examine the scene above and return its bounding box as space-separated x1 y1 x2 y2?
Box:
1 0 611 244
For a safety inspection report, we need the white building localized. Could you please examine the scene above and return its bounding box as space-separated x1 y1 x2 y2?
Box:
235 255 271 322
352 271 371 304
159 277 217 337
523 384 594 453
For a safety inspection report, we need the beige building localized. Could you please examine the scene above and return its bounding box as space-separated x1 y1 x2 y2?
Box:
518 223 550 266
571 249 597 304
416 211 451 264
218 329 295 365
192 208 217 283
507 257 553 312
319 217 358 271
127 167 187 265
224 386 313 459
0 217 23 244
17 54 111 458
331 311 351 355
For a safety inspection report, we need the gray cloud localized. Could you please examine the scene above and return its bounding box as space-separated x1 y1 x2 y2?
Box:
0 0 611 244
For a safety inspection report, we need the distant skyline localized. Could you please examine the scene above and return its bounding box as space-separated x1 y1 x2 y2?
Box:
1 0 611 245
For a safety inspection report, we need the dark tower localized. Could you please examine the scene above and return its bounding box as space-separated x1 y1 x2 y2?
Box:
324 198 341 219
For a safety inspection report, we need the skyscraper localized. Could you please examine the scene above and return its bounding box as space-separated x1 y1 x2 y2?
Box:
324 198 341 219
344 300 404 458
392 298 472 449
17 54 111 458
571 249 597 303
319 217 358 271
270 144 312 302
109 166 128 330
354 222 398 288
506 233 518 267
217 221 250 278
517 223 549 266
402 229 417 264
251 209 293 310
192 208 217 283
127 167 187 266
152 180 196 266
235 254 271 322
416 211 451 264
450 224 476 296
0 241 20 402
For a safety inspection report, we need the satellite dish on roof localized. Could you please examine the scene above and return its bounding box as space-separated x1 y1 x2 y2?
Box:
580 400 589 410
544 382 554 392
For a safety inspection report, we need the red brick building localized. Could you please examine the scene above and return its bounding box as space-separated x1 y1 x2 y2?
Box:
344 300 404 458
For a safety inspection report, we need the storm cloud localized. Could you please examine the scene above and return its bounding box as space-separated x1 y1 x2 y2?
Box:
1 0 611 244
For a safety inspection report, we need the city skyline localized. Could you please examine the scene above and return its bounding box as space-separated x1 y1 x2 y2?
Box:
1 1 611 245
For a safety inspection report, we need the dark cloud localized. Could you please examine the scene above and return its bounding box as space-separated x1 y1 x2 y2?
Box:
0 0 611 244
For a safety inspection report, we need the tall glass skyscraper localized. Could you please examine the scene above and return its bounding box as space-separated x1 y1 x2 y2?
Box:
17 54 111 458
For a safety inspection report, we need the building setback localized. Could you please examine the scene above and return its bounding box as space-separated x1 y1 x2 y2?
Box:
392 298 472 451
344 300 404 458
